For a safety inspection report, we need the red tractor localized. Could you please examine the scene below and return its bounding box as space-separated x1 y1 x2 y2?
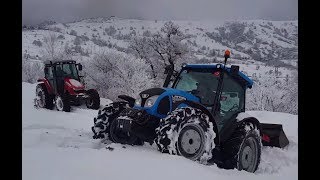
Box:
34 60 100 112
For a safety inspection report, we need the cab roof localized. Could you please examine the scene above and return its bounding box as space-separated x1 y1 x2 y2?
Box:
182 64 253 88
44 60 76 65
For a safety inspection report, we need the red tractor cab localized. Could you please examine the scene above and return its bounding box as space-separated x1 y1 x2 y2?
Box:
34 60 100 112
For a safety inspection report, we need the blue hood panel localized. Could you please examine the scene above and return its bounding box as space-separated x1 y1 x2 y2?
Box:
133 88 200 118
163 88 200 102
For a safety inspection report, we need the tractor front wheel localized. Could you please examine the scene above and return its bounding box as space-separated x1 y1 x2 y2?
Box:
35 84 53 109
86 89 100 110
92 102 128 139
109 118 139 145
55 94 71 112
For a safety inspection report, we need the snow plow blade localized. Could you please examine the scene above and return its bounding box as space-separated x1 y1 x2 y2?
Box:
260 123 289 148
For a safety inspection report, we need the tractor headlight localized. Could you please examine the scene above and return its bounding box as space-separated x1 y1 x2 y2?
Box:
135 96 142 106
145 95 159 107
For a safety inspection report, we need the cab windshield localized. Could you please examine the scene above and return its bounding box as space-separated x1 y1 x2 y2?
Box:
174 69 220 106
55 63 79 80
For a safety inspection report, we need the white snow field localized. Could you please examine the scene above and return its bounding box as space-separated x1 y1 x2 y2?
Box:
22 82 297 180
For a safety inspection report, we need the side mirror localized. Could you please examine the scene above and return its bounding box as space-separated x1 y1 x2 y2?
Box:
78 64 83 71
191 89 200 95
230 65 239 75
118 95 135 107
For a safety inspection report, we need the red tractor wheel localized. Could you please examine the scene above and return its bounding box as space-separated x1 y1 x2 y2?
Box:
86 89 100 110
55 93 71 112
35 84 53 109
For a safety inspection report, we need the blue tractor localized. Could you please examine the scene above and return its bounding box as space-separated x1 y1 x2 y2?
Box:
91 50 289 173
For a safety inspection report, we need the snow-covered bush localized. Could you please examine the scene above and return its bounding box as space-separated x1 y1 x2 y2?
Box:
74 36 82 46
247 71 298 114
69 29 77 36
32 40 42 47
207 49 216 57
84 51 156 100
92 37 108 47
57 35 65 39
105 26 117 36
49 27 62 33
142 30 151 37
22 58 44 83
80 35 89 41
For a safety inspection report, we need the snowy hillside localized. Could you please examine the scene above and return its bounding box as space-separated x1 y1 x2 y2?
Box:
22 17 297 64
23 82 297 180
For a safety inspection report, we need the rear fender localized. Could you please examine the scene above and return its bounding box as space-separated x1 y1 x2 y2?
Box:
219 117 261 144
118 95 135 107
237 117 289 148
37 78 53 94
236 117 261 131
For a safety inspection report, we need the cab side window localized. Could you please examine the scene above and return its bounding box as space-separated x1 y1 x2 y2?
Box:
45 67 53 79
217 73 245 130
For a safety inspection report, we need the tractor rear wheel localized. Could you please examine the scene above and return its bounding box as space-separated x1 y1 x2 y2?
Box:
155 107 216 163
55 94 71 112
86 89 100 110
221 122 261 173
35 84 53 109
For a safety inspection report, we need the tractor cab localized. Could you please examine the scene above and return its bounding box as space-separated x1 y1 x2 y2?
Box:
170 64 252 132
43 60 83 95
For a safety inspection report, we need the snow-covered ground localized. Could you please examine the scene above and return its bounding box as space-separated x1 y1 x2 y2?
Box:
22 82 297 180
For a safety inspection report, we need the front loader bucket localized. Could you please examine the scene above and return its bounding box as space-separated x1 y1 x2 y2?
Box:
260 123 289 148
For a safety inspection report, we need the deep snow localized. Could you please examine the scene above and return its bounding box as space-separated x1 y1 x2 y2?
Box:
22 82 297 180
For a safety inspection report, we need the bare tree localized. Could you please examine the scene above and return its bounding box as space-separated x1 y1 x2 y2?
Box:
129 37 156 78
148 21 190 68
42 33 59 61
41 33 72 61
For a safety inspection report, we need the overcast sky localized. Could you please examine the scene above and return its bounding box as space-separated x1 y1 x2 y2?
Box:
22 0 298 25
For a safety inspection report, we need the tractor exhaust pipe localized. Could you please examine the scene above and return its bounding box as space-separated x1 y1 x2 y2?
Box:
163 64 175 88
212 50 230 116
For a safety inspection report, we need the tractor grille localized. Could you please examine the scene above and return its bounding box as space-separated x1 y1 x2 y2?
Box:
120 108 142 118
74 89 85 94
119 108 152 125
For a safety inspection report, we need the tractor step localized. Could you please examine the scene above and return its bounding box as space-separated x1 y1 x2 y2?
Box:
260 123 289 148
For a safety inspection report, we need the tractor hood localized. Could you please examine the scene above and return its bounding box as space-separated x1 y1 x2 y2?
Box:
134 87 199 118
64 78 85 90
137 87 199 108
139 88 198 99
163 88 200 102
